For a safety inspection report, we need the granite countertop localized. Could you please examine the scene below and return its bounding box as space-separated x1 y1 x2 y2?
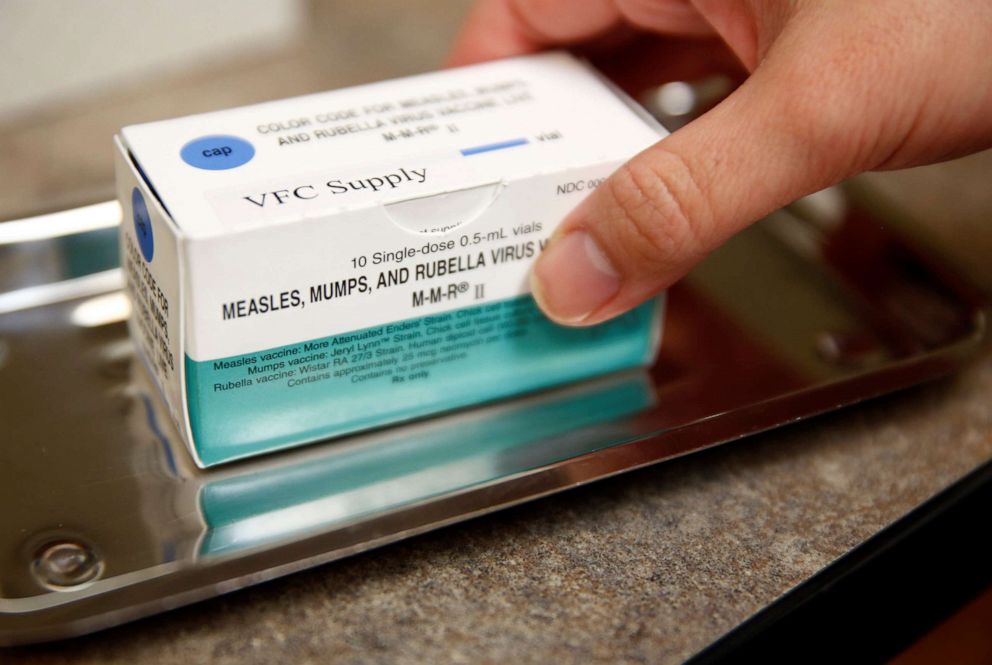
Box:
2 3 991 660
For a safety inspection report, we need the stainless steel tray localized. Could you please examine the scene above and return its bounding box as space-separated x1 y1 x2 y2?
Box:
0 184 985 645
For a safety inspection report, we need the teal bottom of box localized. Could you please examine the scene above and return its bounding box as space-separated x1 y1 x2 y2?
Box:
185 295 661 466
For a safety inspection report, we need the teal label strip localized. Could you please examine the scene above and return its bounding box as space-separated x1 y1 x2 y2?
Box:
186 295 658 466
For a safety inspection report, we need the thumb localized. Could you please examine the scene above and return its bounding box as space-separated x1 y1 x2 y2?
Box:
530 43 872 326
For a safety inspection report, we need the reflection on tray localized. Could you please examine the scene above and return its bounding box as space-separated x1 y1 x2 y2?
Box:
131 362 654 558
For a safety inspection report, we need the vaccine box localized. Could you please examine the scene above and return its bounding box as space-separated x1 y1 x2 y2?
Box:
115 52 666 467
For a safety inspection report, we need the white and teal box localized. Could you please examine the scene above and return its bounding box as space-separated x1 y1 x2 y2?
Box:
114 52 667 467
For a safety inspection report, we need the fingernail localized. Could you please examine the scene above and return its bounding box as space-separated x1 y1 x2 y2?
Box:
531 230 621 324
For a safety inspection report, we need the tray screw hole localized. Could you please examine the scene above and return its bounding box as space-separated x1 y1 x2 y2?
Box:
32 540 104 590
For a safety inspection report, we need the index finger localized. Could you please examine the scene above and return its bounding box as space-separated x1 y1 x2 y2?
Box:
446 0 621 66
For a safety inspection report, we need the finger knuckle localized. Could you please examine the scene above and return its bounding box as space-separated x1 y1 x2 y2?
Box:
771 29 892 175
782 74 868 171
603 153 708 271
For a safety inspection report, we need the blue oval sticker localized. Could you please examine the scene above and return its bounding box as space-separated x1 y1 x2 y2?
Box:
180 135 255 170
132 187 154 262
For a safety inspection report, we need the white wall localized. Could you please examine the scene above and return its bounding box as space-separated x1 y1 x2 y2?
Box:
0 0 304 120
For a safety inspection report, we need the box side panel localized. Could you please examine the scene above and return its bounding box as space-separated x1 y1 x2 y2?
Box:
114 138 191 451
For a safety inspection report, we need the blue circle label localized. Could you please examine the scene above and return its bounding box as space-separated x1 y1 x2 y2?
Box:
180 134 255 170
132 188 154 262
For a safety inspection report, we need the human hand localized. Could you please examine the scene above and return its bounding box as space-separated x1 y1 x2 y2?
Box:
448 0 992 325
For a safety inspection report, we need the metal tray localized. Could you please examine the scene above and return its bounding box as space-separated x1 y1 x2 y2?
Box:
0 183 985 645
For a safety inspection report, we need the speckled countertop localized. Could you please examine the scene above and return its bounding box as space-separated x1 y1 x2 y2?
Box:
2 3 991 660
